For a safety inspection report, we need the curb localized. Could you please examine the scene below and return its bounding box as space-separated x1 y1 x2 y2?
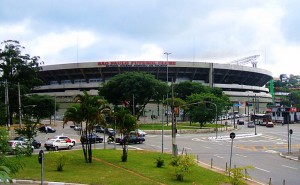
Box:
279 153 299 161
12 179 87 185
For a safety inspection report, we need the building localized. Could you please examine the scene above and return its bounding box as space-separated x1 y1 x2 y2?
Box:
32 60 273 117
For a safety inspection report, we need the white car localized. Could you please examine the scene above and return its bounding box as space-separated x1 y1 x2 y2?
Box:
44 139 74 151
8 140 34 154
49 135 77 146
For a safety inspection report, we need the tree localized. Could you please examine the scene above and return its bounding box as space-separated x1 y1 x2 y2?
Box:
186 93 231 127
114 108 137 162
74 91 110 163
173 81 210 100
0 40 43 126
63 104 83 131
22 94 58 124
99 72 168 119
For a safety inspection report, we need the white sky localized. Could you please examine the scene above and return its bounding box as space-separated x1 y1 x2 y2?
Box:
1 0 300 77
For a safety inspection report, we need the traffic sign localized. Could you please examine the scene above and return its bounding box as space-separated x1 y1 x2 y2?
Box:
38 150 44 164
230 132 236 139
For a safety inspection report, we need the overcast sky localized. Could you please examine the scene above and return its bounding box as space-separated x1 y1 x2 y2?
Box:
1 0 300 77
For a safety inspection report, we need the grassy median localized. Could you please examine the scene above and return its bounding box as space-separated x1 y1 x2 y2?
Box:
11 149 230 185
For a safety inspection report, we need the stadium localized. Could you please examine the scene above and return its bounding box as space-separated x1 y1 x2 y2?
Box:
32 56 273 119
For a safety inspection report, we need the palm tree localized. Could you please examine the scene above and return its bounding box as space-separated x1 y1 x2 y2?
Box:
114 108 137 162
63 104 83 134
74 91 110 163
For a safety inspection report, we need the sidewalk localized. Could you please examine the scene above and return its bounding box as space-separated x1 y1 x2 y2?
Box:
280 151 300 161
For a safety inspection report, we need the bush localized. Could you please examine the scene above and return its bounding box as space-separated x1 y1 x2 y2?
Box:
53 153 68 171
229 166 254 185
170 155 196 181
155 156 164 168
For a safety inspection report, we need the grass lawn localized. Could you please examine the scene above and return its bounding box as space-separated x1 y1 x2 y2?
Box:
11 149 230 185
138 122 225 130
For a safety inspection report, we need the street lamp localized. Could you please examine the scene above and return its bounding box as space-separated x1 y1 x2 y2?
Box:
164 52 171 127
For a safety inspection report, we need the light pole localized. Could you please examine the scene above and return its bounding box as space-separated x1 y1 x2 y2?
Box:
164 52 171 126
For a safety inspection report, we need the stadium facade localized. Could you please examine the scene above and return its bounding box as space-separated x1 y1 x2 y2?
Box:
32 60 273 117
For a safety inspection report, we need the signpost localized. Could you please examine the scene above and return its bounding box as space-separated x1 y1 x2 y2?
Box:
38 150 44 185
229 132 235 176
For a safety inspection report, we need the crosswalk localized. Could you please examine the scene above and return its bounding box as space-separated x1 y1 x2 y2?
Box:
192 133 300 152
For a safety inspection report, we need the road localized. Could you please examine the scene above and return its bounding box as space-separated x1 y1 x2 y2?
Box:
34 121 300 185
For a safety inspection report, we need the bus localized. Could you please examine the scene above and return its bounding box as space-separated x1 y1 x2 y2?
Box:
251 114 272 126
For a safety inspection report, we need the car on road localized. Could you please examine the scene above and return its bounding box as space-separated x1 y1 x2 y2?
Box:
49 135 77 146
105 128 115 136
74 125 82 131
39 125 56 133
266 122 274 127
95 126 105 133
247 121 255 128
44 139 74 151
80 133 103 144
130 129 147 137
116 135 145 144
8 140 34 154
237 120 244 125
13 136 41 149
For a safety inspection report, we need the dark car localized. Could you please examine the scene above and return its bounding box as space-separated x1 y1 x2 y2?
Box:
13 136 41 149
237 120 244 125
80 133 103 144
116 135 145 144
95 126 105 133
38 126 56 133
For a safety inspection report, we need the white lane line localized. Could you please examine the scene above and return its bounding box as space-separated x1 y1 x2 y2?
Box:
202 146 211 149
213 154 224 159
235 154 247 158
255 167 270 173
282 165 298 170
128 146 143 150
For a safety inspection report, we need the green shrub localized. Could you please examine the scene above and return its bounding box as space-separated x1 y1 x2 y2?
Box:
170 155 196 181
155 156 164 168
53 153 68 171
229 166 254 185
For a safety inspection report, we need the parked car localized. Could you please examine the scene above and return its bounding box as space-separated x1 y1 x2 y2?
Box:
39 125 56 133
237 120 244 125
130 129 147 137
80 133 103 144
95 126 105 133
7 140 34 154
13 136 41 149
116 135 145 144
74 125 82 131
44 139 73 151
266 122 274 127
105 128 115 136
49 135 77 146
247 121 255 128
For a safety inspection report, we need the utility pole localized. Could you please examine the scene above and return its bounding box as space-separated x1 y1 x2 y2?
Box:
18 82 22 127
5 79 10 128
164 52 171 126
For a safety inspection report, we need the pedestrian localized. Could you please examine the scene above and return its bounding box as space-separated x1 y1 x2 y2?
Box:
45 126 48 134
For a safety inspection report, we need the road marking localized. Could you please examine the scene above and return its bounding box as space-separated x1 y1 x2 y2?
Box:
255 167 270 173
128 146 143 150
202 146 211 149
235 154 247 158
213 154 224 159
282 165 298 170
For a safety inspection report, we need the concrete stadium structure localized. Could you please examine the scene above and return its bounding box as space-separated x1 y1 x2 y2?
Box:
32 60 273 118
